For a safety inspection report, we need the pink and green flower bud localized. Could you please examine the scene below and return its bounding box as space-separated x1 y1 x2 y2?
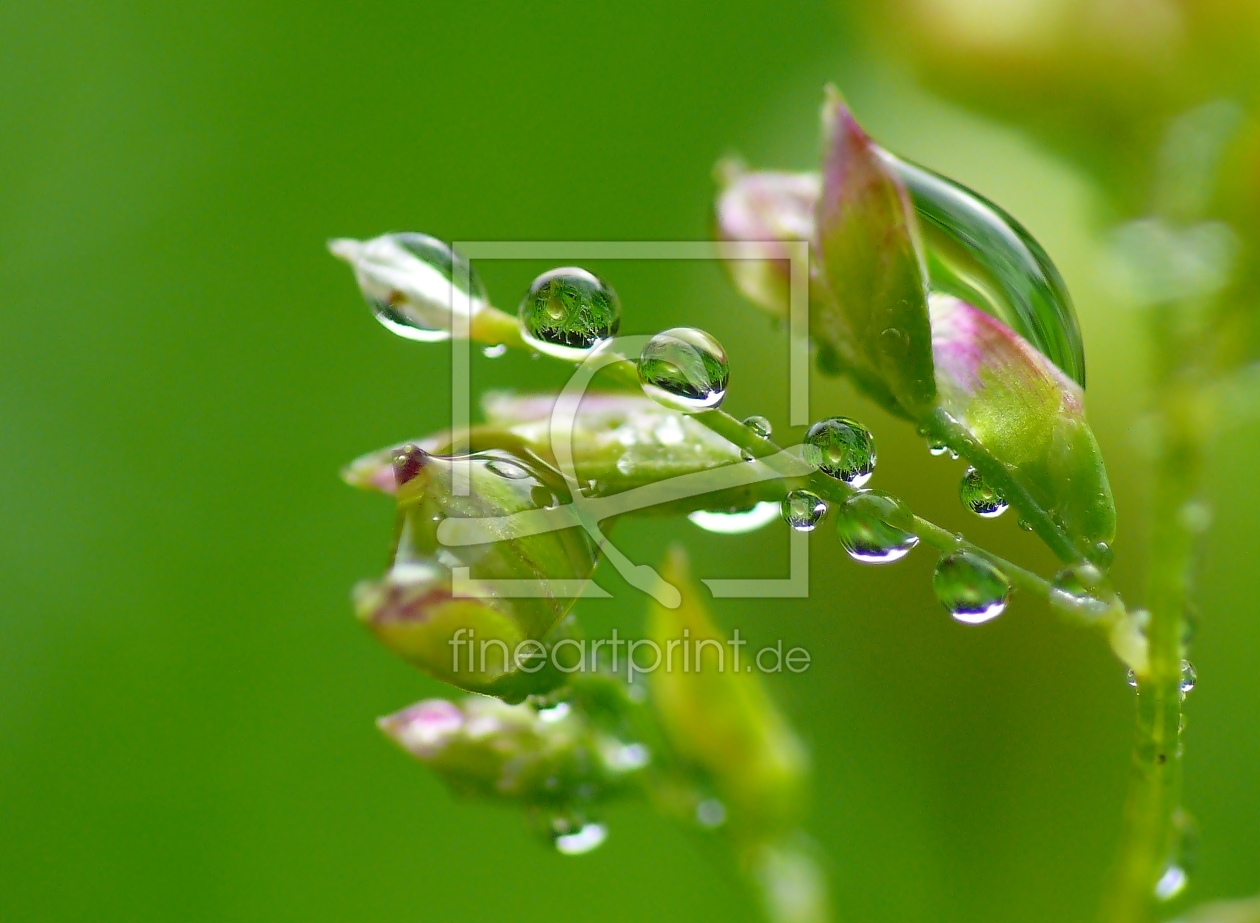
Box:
930 295 1115 549
812 89 936 418
647 547 808 835
354 445 599 698
715 165 820 319
378 696 646 805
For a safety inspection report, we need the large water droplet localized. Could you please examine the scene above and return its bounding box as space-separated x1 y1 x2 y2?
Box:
688 501 780 534
933 551 1011 624
518 267 621 360
742 414 772 438
879 153 1086 387
781 489 827 532
959 467 1008 518
637 327 730 412
804 417 875 486
1180 660 1197 695
333 233 488 343
836 491 919 563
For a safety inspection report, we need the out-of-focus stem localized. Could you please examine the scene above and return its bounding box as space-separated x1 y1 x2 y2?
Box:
1103 311 1209 923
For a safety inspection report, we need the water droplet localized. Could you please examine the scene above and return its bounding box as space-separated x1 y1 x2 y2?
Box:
804 417 876 486
688 501 780 534
637 327 730 412
1180 660 1197 694
739 448 755 462
1154 865 1188 901
1126 669 1139 688
615 455 636 476
332 233 488 343
695 798 727 828
530 485 557 508
518 267 621 360
933 551 1011 624
742 414 772 438
553 820 608 856
605 742 650 772
879 153 1086 387
1048 563 1109 619
927 439 950 457
781 489 827 532
1088 541 1115 571
959 467 1008 518
485 458 531 479
836 491 919 563
536 701 571 723
482 343 508 358
1018 518 1034 532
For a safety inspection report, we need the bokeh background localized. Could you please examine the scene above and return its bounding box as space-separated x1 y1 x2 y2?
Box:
2 2 1257 921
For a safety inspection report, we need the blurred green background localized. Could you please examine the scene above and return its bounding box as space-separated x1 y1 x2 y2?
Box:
2 2 1257 921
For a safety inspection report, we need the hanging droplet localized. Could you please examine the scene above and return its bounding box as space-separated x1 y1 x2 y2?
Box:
551 818 608 856
740 448 756 462
878 152 1087 387
927 439 950 457
933 551 1011 624
742 414 772 438
781 489 827 532
1087 541 1115 571
695 798 727 829
1017 518 1034 532
482 343 508 358
1048 563 1109 619
330 233 489 343
485 458 531 479
518 267 621 360
959 467 1008 518
1154 865 1188 901
836 491 919 563
1126 669 1139 688
804 417 876 486
637 327 730 412
1180 660 1197 695
688 501 780 534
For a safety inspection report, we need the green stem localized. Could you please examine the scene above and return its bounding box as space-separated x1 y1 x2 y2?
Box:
1102 318 1208 922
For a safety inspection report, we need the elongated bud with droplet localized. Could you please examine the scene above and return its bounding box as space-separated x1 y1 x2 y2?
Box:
930 295 1115 550
647 547 808 835
715 165 820 319
329 232 489 342
354 447 599 698
378 696 646 804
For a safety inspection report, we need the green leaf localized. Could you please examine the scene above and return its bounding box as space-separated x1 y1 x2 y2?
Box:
812 88 936 417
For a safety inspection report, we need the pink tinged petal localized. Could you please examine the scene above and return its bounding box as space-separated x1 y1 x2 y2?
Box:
378 699 465 758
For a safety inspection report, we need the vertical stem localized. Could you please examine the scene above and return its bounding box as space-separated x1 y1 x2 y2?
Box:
1103 310 1207 923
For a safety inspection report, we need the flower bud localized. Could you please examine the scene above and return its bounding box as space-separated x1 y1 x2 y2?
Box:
378 696 645 805
329 232 488 342
931 295 1115 549
813 88 936 417
715 166 820 319
354 446 599 698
